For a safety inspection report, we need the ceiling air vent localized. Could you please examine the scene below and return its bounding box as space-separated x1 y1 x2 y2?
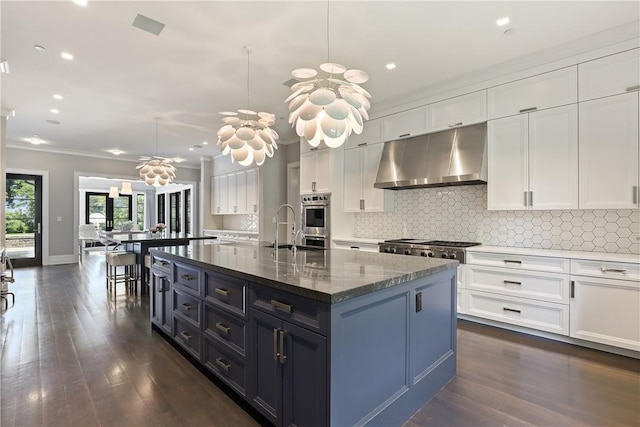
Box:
132 14 165 36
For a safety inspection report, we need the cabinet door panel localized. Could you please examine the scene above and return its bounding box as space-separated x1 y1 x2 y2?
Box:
227 173 238 214
528 105 578 209
383 106 429 140
219 175 229 214
488 115 529 210
579 48 640 102
570 277 640 351
314 149 331 193
343 148 363 212
235 170 247 214
282 322 327 427
579 93 639 209
488 66 577 119
211 176 220 214
362 143 387 212
300 151 316 194
344 118 383 150
429 90 487 132
245 168 259 213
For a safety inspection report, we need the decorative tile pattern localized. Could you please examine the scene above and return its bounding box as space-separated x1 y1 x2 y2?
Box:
354 185 640 255
222 214 258 232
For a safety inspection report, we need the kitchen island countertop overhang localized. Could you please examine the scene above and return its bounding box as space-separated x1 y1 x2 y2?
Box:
150 241 458 303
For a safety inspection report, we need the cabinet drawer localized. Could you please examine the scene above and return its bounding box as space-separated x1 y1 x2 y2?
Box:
151 254 172 274
467 291 569 335
488 66 577 119
571 259 640 282
174 261 201 296
467 265 569 304
429 90 487 132
249 285 329 336
578 48 640 102
467 251 569 273
382 106 430 140
203 336 246 397
204 269 247 318
204 304 247 356
173 316 202 360
173 289 201 326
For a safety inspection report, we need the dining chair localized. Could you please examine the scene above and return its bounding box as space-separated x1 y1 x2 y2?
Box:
1 248 15 309
78 224 101 262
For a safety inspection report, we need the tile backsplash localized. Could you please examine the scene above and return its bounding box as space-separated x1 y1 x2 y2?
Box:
354 185 640 255
222 214 259 232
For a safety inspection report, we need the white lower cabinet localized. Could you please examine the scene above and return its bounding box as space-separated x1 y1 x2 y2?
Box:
457 265 467 315
570 260 640 352
332 239 379 253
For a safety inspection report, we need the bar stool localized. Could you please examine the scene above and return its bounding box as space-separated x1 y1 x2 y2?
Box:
106 252 139 295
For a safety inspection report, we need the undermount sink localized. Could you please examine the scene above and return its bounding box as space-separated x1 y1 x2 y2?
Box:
264 244 325 251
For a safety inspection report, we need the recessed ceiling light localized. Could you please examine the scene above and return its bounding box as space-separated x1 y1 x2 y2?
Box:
189 147 195 151
61 52 74 60
202 141 209 145
385 63 396 70
34 45 46 51
496 17 510 26
109 149 124 155
72 0 88 6
51 109 60 114
53 94 63 100
29 135 44 145
173 157 185 163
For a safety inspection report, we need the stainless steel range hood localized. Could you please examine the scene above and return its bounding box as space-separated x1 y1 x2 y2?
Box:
374 122 487 190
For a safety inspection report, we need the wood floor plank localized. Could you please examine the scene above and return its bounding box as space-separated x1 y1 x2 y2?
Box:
1 251 638 427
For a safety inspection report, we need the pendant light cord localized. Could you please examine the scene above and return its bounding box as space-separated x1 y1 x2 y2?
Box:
246 49 251 119
326 0 330 61
155 118 159 156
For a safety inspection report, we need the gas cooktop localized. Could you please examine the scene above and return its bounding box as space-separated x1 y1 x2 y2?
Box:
381 239 481 248
378 239 481 263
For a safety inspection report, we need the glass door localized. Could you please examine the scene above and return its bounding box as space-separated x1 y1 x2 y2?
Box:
5 173 43 267
169 192 181 233
85 192 132 231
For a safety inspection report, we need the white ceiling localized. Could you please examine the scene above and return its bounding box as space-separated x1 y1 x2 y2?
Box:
2 1 639 168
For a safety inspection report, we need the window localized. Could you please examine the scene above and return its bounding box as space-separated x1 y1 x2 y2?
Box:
184 189 191 234
170 192 181 233
136 194 145 229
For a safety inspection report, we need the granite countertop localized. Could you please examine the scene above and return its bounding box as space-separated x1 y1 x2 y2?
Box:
151 241 457 304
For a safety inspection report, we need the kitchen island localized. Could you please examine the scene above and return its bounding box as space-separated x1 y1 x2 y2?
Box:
149 241 458 427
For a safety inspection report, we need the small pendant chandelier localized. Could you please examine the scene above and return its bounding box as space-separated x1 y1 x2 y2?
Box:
286 0 371 148
217 46 279 166
136 118 177 187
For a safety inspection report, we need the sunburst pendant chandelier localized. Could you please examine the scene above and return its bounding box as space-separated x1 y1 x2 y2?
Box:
136 118 177 187
286 1 371 148
217 46 279 166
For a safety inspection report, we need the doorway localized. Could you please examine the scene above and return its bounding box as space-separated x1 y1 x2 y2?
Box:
5 173 43 267
85 192 133 231
286 162 300 244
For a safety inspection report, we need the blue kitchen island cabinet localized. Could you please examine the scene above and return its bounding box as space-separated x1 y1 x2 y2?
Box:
150 242 458 427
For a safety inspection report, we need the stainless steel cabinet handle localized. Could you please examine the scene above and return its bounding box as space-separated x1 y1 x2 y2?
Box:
448 122 463 128
626 85 640 92
181 303 193 311
278 330 287 364
253 204 257 213
519 107 537 113
399 133 410 138
271 299 292 313
273 328 280 360
503 307 521 314
529 191 533 207
570 281 575 298
524 191 528 207
601 268 627 274
215 358 231 372
214 288 230 297
180 331 192 341
503 280 522 285
159 260 169 266
312 182 316 192
357 142 367 147
310 147 318 152
360 199 364 210
215 322 231 334
181 274 194 281
633 186 638 205
504 259 522 265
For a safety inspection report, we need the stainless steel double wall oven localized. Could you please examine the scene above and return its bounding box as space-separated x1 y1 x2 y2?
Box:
301 193 330 248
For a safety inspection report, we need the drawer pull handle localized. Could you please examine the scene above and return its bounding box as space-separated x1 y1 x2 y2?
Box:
278 330 287 364
399 133 411 138
601 268 626 274
159 260 169 266
357 142 367 147
503 307 521 314
215 288 230 297
626 85 640 92
273 328 280 360
503 280 522 285
519 107 537 113
215 358 231 372
215 322 231 334
570 280 575 298
271 299 292 313
504 259 522 265
181 303 193 311
180 331 192 341
448 122 463 128
181 274 195 281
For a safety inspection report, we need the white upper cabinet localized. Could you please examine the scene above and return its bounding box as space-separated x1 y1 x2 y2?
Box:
211 175 220 215
300 137 328 154
300 148 331 194
343 143 393 213
344 118 383 150
579 92 639 209
578 48 640 102
245 167 259 214
428 90 487 132
488 66 578 120
382 105 430 141
211 167 260 214
488 104 578 210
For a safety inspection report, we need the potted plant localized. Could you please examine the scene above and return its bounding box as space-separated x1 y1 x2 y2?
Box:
150 223 167 236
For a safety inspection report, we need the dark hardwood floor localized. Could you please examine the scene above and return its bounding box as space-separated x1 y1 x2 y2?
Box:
1 250 639 427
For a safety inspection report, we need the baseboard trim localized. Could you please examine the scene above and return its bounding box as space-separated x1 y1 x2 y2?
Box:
47 255 78 265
